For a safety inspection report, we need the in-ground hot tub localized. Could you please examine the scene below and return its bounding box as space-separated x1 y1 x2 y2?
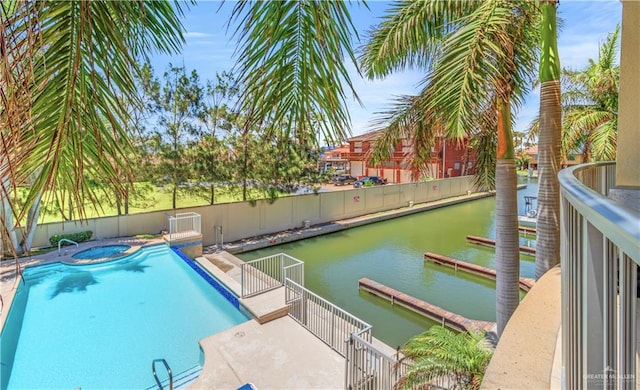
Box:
71 244 131 260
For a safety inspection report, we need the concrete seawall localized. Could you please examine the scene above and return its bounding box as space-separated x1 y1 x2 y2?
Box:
223 190 500 254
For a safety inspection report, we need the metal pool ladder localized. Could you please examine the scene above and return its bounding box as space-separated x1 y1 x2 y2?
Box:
152 358 173 390
57 238 79 256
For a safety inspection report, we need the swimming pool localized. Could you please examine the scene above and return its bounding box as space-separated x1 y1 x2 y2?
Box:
0 244 249 389
72 244 131 259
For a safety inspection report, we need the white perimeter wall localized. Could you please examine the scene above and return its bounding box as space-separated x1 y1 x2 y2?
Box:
30 176 473 248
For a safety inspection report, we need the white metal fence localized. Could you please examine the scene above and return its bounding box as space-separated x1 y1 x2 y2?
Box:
284 278 372 357
167 212 201 240
559 162 639 389
344 332 408 390
240 253 409 389
240 253 304 298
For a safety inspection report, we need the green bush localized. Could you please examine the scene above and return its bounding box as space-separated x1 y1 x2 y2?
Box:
49 231 93 247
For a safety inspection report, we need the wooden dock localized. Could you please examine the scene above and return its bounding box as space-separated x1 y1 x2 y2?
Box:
518 226 537 235
424 252 535 292
358 278 495 334
466 235 536 255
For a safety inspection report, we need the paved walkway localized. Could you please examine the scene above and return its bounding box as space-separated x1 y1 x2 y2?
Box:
191 317 344 390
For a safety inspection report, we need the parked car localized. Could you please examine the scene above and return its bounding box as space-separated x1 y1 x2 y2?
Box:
353 176 387 188
332 174 357 186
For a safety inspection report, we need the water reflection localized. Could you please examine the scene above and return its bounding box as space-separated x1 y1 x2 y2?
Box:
50 272 98 298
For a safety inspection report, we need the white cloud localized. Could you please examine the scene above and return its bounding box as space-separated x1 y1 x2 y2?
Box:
184 31 212 39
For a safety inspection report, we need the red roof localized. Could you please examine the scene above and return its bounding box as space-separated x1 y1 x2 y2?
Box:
346 130 383 142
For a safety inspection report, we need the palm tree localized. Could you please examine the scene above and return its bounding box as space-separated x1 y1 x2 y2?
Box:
535 0 562 279
359 0 539 337
395 326 494 390
562 25 619 162
1 1 186 255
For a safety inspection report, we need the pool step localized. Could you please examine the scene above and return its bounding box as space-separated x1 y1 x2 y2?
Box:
146 364 202 390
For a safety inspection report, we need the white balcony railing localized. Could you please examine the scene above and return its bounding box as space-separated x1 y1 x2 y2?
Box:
167 212 201 240
240 253 304 298
559 162 639 389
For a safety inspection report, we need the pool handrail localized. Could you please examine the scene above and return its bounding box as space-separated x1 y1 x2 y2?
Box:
57 238 79 256
152 358 173 390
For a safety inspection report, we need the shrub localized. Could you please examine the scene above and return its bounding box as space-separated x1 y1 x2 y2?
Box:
49 231 93 247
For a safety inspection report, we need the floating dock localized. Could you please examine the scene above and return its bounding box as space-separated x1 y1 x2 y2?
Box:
424 252 535 292
466 235 536 255
358 278 495 334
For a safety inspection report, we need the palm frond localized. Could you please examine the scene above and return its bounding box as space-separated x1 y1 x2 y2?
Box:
563 106 615 161
598 24 620 71
471 109 498 191
589 117 617 161
366 90 439 179
358 0 477 79
230 0 363 146
424 0 538 139
395 326 494 390
2 1 186 224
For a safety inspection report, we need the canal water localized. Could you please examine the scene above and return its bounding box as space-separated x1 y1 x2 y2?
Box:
237 178 539 348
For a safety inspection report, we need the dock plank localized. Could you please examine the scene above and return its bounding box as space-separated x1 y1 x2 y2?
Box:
466 235 536 255
358 278 495 334
424 252 535 292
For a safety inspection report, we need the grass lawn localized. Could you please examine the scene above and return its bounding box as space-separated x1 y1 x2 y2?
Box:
16 183 280 224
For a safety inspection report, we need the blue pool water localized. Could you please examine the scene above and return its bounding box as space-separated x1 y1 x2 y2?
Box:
1 245 249 389
72 244 131 259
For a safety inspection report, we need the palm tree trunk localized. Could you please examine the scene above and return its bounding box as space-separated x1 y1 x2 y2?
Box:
495 97 520 338
21 191 43 254
1 176 19 256
535 0 562 279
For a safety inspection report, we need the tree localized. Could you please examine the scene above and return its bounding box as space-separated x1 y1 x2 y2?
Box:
114 63 159 215
359 0 539 337
535 0 562 279
194 71 239 205
562 25 619 162
150 65 203 209
395 326 494 390
1 1 186 255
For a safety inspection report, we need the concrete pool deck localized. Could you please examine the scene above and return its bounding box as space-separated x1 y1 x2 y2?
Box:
191 316 345 389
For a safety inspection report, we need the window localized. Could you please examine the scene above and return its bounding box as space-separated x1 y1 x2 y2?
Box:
454 162 460 170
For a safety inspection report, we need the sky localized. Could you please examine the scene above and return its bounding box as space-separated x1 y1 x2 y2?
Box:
150 0 622 142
